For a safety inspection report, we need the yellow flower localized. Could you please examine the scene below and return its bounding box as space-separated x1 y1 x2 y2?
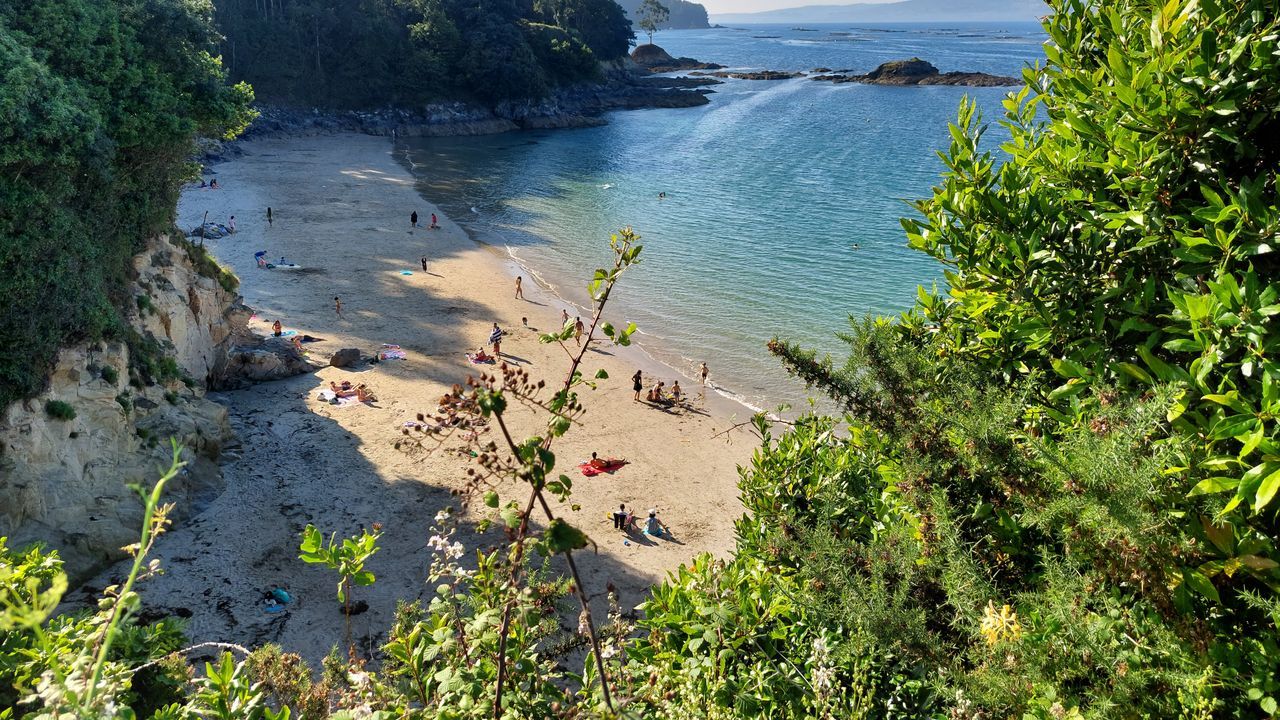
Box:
979 601 1023 645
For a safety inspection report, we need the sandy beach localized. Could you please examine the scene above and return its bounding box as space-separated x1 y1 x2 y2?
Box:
86 135 754 662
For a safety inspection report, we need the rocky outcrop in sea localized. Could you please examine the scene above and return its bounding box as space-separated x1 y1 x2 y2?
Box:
811 58 1021 87
629 43 724 73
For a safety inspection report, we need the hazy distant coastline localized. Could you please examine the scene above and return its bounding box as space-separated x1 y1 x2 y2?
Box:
712 0 1047 24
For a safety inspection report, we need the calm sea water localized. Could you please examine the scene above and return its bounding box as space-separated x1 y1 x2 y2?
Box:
401 23 1046 412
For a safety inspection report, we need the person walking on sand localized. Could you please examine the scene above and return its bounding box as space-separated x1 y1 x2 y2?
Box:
490 322 504 357
574 317 585 345
267 207 273 227
334 296 343 317
430 212 439 229
411 211 418 228
272 320 282 337
632 370 643 401
700 362 709 384
420 256 428 272
515 276 524 299
561 309 570 328
613 503 629 530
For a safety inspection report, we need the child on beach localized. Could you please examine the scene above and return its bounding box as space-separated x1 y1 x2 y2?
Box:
515 276 524 299
700 362 709 384
671 381 683 403
561 309 570 327
272 320 282 337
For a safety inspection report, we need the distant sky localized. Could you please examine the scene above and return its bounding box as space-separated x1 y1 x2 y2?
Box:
702 0 896 16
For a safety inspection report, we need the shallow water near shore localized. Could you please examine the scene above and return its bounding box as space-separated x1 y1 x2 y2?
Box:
401 22 1046 412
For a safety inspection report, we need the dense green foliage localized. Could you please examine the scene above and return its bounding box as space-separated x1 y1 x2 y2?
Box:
6 1 1280 719
0 0 253 409
214 0 634 108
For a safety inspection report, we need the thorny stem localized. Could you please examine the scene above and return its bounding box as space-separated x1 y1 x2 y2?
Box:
492 235 633 717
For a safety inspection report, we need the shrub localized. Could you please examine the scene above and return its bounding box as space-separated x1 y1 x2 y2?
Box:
44 400 75 421
100 365 119 385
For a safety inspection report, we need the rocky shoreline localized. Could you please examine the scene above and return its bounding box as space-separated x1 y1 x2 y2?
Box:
222 63 712 148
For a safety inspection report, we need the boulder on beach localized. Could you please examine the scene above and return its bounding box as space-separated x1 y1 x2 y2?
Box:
330 348 362 368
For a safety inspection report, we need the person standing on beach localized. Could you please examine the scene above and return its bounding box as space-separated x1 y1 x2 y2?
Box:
334 296 343 317
411 211 418 228
430 212 438 229
490 322 504 357
700 362 709 384
574 317 585 345
420 257 428 272
632 370 643 401
229 216 236 233
561 309 570 328
515 276 524 299
272 320 282 337
267 207 273 227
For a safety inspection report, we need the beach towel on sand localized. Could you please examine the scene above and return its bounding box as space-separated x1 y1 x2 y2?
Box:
466 353 495 365
579 459 627 476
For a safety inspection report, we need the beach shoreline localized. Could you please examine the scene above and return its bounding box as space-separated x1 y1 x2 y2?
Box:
81 134 754 664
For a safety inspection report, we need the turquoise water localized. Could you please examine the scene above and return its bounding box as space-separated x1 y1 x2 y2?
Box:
402 23 1046 411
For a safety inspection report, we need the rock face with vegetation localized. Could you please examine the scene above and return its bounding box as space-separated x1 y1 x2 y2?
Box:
0 235 241 583
812 57 1021 86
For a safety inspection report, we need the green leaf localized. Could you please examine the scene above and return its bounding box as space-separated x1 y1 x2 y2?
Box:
544 519 589 554
1182 568 1220 603
484 491 499 508
1051 357 1088 379
500 503 522 529
1254 466 1280 512
1188 476 1237 496
594 368 608 379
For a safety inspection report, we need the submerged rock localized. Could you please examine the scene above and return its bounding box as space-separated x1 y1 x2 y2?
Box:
688 69 805 81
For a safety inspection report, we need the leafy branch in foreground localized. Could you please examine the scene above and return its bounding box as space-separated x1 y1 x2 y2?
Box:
299 523 384 660
393 227 642 716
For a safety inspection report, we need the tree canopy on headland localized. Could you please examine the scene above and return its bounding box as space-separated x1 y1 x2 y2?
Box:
213 0 636 108
0 0 253 409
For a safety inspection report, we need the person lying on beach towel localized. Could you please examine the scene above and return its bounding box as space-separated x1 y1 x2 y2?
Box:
579 452 628 476
467 347 495 364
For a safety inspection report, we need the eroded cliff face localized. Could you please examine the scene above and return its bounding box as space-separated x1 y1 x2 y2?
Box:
0 235 246 583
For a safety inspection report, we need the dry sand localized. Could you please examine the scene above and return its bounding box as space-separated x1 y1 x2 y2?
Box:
88 135 755 662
